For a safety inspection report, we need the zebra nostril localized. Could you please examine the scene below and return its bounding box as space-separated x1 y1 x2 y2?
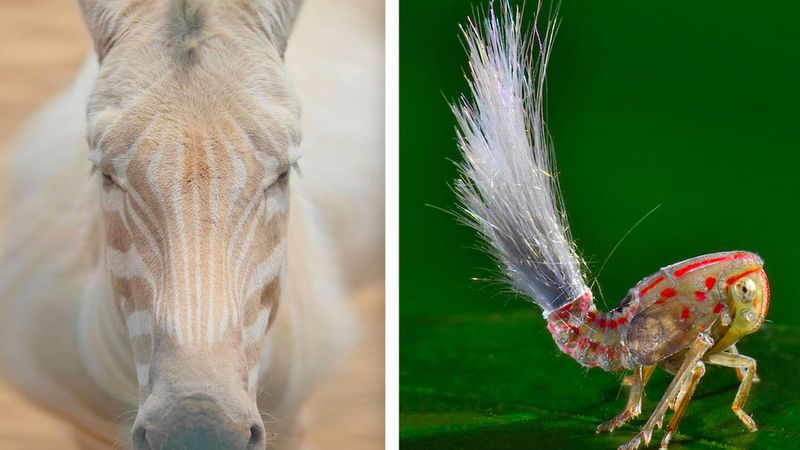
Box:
137 398 263 449
248 423 266 448
132 424 151 450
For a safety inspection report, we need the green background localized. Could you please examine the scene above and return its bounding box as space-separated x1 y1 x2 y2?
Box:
400 1 800 449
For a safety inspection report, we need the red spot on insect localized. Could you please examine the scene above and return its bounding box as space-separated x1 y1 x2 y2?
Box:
705 277 716 291
694 291 707 302
681 306 690 320
674 256 730 277
725 268 761 286
598 318 607 328
639 276 665 296
655 287 676 305
608 319 618 329
713 302 724 314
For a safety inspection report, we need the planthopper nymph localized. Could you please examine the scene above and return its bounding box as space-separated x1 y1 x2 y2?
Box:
451 3 770 449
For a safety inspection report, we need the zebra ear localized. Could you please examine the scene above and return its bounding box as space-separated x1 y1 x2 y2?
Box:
75 0 127 61
252 0 304 58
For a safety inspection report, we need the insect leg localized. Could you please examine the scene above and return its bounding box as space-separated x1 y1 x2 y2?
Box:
618 333 713 450
597 365 655 433
659 361 706 449
705 352 758 431
725 344 760 382
669 361 698 412
620 365 655 387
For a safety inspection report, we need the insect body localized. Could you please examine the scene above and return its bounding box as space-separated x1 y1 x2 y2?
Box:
452 4 770 449
548 251 769 371
547 251 769 448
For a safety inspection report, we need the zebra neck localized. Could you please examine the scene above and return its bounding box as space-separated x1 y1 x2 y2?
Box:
545 291 637 371
76 264 139 411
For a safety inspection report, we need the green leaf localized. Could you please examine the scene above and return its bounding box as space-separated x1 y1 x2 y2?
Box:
400 310 800 449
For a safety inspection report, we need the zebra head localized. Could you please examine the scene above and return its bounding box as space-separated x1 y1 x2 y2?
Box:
78 0 303 448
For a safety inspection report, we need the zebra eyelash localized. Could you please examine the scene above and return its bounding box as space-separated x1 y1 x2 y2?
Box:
273 162 301 185
90 164 117 187
291 161 302 178
265 166 292 194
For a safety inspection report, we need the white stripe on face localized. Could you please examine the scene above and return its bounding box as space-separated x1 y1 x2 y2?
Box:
106 246 157 295
126 310 153 338
206 137 219 344
171 138 189 347
136 363 150 386
247 364 260 392
243 306 271 347
244 239 287 302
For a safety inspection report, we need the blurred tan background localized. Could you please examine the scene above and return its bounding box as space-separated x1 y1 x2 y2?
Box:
0 1 384 449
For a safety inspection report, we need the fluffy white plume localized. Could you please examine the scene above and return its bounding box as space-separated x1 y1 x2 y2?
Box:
453 2 589 313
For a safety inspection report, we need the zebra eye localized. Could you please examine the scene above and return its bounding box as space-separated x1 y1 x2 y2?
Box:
102 173 115 186
91 163 121 190
268 162 299 190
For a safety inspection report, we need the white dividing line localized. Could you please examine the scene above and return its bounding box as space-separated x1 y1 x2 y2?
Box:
136 363 150 387
126 310 153 338
243 239 287 302
243 307 271 347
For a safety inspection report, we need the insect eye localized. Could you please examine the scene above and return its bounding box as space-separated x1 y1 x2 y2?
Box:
733 279 757 302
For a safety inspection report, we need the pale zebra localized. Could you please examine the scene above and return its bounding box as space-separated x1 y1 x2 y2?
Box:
0 0 377 449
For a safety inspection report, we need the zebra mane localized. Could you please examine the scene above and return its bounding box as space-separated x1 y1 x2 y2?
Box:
453 2 589 313
173 0 210 30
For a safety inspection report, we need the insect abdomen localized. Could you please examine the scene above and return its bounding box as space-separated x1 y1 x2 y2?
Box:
546 292 638 371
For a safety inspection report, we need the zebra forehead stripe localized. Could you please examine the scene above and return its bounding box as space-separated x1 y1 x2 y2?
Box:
205 134 220 344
